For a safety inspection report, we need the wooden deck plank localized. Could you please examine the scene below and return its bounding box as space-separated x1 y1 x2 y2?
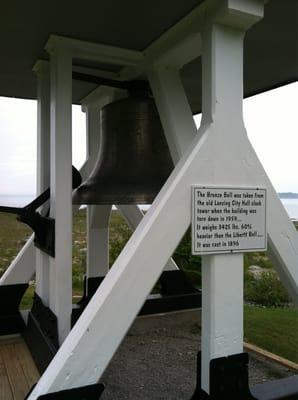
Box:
0 343 30 400
0 334 22 346
0 356 13 400
14 341 40 388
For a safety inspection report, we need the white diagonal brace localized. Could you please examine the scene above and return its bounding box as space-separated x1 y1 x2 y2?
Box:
0 235 35 285
117 205 178 271
148 66 198 164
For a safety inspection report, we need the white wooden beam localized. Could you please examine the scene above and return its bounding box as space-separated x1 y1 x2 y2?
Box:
117 205 178 271
48 43 73 344
87 205 111 278
121 0 264 79
33 60 51 306
46 35 144 68
0 235 35 285
148 66 198 163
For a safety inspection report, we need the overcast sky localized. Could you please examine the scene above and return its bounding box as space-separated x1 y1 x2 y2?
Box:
0 82 297 196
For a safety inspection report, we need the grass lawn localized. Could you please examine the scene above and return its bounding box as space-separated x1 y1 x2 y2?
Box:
244 304 298 363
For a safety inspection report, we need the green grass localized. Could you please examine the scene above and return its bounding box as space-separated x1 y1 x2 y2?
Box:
244 304 298 363
0 213 31 274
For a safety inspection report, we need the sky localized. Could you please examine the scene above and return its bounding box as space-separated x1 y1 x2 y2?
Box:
0 82 297 196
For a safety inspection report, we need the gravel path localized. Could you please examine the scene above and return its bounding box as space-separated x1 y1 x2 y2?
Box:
101 310 294 399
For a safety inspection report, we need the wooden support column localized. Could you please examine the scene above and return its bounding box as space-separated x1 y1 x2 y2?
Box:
86 206 111 279
47 43 73 344
34 61 51 306
85 105 111 279
199 20 247 394
84 105 112 280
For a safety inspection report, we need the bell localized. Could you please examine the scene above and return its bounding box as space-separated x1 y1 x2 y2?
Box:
73 94 174 205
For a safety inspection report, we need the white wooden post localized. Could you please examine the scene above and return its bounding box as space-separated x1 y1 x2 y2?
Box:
47 43 73 344
83 105 112 280
199 21 247 393
34 61 51 306
86 205 111 279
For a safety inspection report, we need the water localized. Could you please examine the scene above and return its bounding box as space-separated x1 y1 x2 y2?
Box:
0 195 35 208
279 198 298 220
0 195 298 220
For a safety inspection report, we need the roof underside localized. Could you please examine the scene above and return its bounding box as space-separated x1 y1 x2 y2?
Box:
0 0 297 113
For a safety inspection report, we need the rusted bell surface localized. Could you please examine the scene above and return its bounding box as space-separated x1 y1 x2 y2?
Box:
73 95 174 205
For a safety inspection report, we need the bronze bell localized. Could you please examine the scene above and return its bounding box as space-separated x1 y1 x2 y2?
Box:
73 94 174 205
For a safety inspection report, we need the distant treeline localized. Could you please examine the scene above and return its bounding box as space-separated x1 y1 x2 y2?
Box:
278 192 298 199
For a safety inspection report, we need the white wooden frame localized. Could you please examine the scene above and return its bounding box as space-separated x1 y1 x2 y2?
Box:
0 0 296 397
27 1 298 398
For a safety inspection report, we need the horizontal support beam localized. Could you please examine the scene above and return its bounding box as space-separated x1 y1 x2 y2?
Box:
45 35 144 67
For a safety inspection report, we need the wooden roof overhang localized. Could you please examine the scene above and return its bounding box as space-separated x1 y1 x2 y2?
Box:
0 0 297 112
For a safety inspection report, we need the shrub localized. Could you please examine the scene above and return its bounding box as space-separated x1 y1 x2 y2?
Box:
244 251 272 270
244 270 290 307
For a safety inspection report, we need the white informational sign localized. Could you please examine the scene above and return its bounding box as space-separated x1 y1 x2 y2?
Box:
192 187 267 255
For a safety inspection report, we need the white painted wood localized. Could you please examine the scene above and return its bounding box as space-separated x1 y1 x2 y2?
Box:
83 104 113 279
199 19 252 393
34 60 51 306
29 2 298 396
48 44 73 344
81 86 126 110
46 35 144 68
148 66 198 164
0 235 35 285
117 205 178 271
201 254 243 391
87 205 111 278
73 65 119 81
28 111 254 397
2 5 268 298
30 3 272 400
121 0 263 80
